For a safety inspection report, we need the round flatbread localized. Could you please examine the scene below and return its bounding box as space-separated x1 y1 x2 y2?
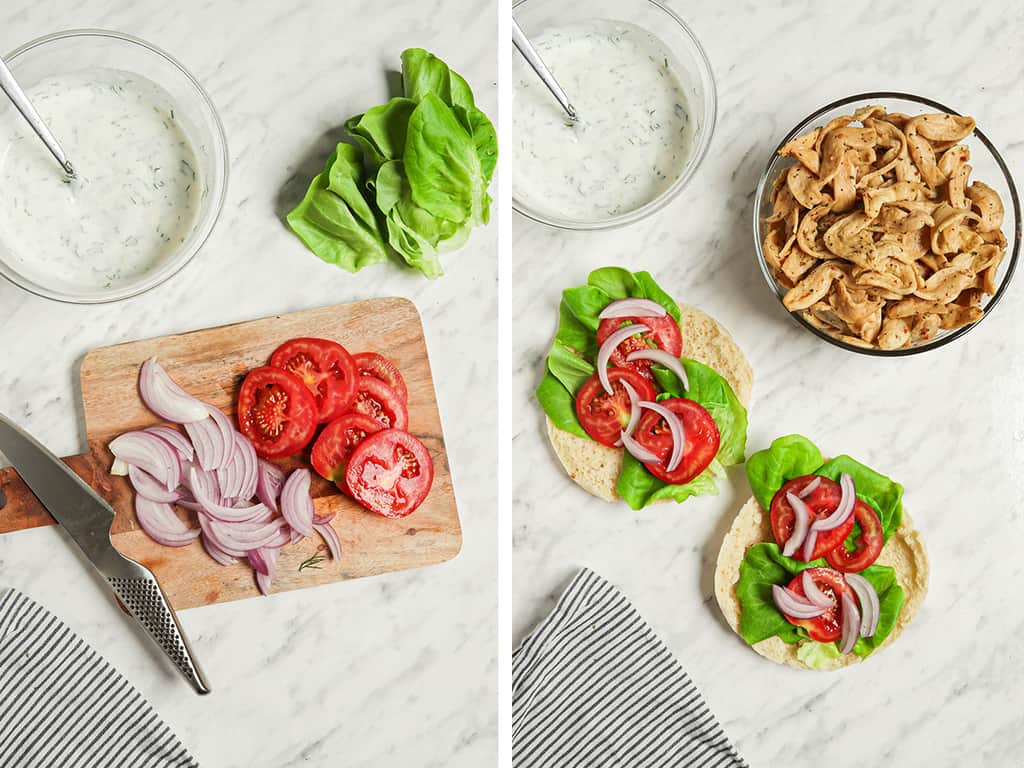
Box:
545 303 753 502
713 495 929 670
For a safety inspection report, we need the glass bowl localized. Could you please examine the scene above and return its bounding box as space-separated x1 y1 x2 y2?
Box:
511 0 716 230
753 92 1021 356
0 29 229 304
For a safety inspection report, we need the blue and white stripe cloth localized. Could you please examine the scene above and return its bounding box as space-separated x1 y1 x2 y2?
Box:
0 588 198 767
513 569 747 768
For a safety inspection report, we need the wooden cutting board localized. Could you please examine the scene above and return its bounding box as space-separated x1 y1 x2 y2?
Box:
0 298 461 609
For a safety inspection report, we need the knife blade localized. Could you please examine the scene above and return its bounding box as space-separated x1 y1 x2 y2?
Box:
0 412 210 694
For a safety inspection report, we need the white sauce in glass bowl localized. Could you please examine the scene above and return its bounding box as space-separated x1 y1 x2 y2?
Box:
512 20 696 222
0 68 201 293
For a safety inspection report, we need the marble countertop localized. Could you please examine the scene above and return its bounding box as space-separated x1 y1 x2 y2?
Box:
512 1 1024 766
0 1 496 765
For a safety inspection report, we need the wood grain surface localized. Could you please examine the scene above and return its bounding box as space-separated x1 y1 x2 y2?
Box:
0 298 461 609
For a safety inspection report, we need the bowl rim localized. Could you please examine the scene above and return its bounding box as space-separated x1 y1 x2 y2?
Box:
0 28 230 304
753 90 1022 357
511 0 717 231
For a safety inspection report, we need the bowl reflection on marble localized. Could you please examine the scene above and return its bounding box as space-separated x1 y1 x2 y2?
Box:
753 92 1021 356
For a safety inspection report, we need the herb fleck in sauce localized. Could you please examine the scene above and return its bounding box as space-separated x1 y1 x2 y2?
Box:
0 69 202 293
513 21 696 221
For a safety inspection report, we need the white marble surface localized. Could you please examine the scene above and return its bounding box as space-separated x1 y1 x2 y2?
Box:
512 1 1024 766
0 1 496 765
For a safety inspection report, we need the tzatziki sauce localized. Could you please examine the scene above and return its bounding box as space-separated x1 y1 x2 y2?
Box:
513 20 696 223
0 68 202 294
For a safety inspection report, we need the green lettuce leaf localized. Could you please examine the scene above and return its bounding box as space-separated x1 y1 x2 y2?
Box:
852 564 906 657
535 372 587 439
547 341 595 395
617 454 722 510
745 435 824 512
345 97 417 170
797 641 842 669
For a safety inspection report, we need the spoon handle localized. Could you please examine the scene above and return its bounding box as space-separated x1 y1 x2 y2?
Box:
512 18 578 122
0 57 76 176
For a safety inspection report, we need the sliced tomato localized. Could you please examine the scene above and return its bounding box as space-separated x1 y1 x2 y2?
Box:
350 377 408 430
574 369 657 447
596 315 683 380
770 476 854 561
345 429 434 518
781 567 853 642
353 352 408 405
236 367 318 459
632 398 719 484
825 500 884 573
269 338 357 423
310 413 382 492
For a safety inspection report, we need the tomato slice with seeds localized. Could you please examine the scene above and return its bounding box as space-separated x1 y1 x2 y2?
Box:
780 567 853 643
236 367 318 459
310 413 382 493
345 429 434 518
353 352 408 406
596 315 683 380
632 397 720 484
770 476 854 561
825 500 884 573
350 377 408 430
575 369 657 447
269 338 357 423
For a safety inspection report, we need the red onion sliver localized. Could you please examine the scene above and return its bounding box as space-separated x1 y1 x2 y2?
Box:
256 546 280 596
185 417 222 471
598 298 668 319
145 426 195 462
625 349 689 391
188 467 270 523
801 569 834 609
129 465 181 504
138 357 209 424
772 585 827 619
315 522 341 561
109 431 181 491
204 517 289 550
248 548 270 576
845 573 880 637
110 458 129 476
313 512 336 525
597 323 650 395
234 433 259 501
783 493 812 558
290 528 304 544
206 406 236 471
201 531 239 565
839 592 861 654
198 515 246 558
280 469 315 538
620 430 659 463
801 528 819 561
620 380 642 440
135 496 199 547
811 472 856 532
798 476 821 499
256 460 285 513
638 400 686 472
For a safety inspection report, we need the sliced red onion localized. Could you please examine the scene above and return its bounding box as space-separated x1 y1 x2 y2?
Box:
256 460 285 512
839 592 861 654
598 298 668 319
615 380 642 445
638 400 686 472
801 570 833 609
798 476 821 499
188 467 269 523
234 433 259 501
109 431 180 491
110 458 129 476
206 406 236 471
281 469 315 538
138 357 208 424
248 547 270 576
182 464 222 505
128 465 181 504
145 426 195 462
205 517 289 550
620 430 659 463
185 416 225 471
845 573 880 637
315 522 341 561
135 496 199 547
811 472 856 532
597 323 650 395
201 531 239 565
625 349 689 391
801 528 819 561
290 528 304 544
783 492 812 557
772 585 827 619
198 515 246 558
256 546 280 596
313 512 336 525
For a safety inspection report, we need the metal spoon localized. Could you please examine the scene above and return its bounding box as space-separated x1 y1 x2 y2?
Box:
512 18 578 123
0 56 76 177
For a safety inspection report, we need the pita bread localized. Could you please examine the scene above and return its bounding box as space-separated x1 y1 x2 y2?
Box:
546 304 753 502
714 496 929 670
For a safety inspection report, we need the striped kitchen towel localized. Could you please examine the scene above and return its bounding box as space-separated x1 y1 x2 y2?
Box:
513 569 747 768
0 588 199 768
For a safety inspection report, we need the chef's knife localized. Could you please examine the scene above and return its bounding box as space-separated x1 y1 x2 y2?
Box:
0 412 210 694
